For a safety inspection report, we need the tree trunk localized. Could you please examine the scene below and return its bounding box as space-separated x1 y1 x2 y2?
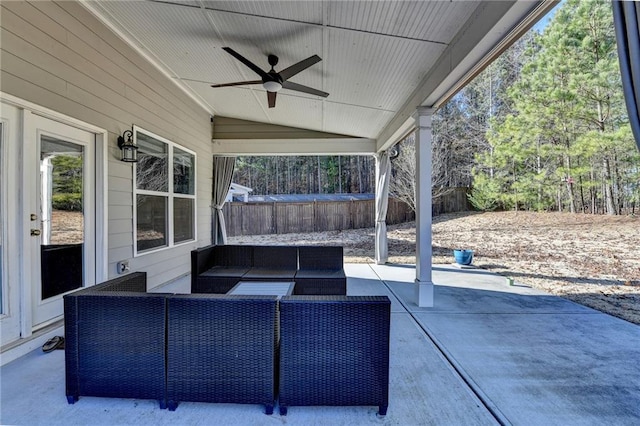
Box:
316 156 321 193
275 157 279 194
578 175 586 213
557 188 562 212
338 156 342 193
357 157 362 193
602 156 616 215
564 155 576 213
590 168 597 214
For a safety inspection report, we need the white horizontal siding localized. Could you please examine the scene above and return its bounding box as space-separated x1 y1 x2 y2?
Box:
108 205 132 221
1 1 214 287
109 218 133 238
108 232 133 252
108 174 132 193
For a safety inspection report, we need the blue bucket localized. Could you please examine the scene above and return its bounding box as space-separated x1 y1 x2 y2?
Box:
453 249 473 265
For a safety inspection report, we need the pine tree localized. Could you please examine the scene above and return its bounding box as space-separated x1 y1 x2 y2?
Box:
472 0 638 214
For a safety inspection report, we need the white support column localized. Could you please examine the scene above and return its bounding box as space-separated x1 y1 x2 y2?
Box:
414 107 434 307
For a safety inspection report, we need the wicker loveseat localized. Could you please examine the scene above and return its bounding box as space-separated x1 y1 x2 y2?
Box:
191 245 346 295
64 272 278 413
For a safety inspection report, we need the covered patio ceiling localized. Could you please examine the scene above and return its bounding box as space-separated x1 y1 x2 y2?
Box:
84 0 556 155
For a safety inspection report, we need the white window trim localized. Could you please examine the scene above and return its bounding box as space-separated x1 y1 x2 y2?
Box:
133 126 197 257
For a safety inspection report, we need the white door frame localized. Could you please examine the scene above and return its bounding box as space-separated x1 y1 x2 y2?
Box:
0 92 107 340
0 102 21 345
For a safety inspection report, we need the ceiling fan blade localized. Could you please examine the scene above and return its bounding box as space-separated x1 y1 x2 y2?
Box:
211 80 262 88
267 91 277 108
222 47 268 79
281 81 329 98
278 55 322 81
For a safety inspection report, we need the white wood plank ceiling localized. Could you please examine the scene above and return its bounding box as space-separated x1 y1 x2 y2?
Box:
85 0 555 152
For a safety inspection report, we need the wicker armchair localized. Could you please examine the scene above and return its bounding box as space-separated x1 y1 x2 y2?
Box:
294 246 346 295
64 272 169 408
278 295 391 415
242 245 298 281
166 294 279 413
192 245 253 293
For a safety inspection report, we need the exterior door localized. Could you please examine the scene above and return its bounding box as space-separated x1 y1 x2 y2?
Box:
28 114 96 329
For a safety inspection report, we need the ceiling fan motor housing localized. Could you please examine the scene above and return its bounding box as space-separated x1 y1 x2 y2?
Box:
268 54 279 68
265 71 283 85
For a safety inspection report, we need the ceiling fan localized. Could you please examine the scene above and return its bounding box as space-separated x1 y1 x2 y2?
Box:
211 47 329 108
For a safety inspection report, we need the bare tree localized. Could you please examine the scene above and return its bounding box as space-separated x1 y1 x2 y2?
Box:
136 154 168 193
389 133 460 213
389 138 417 212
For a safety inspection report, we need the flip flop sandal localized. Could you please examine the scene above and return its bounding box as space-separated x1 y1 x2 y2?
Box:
42 336 64 353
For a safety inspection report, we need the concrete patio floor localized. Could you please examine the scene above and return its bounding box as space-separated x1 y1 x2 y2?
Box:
1 263 639 425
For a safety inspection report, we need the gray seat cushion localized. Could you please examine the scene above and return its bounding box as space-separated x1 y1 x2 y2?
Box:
243 268 297 280
201 266 250 278
295 269 345 279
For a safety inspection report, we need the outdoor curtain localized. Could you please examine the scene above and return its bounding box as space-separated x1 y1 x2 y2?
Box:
612 0 640 151
375 150 391 265
212 156 236 245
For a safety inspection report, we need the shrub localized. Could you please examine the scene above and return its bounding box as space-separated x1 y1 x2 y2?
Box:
52 193 82 211
467 173 499 211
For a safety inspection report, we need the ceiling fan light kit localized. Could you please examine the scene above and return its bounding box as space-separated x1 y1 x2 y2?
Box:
262 81 282 92
211 47 329 108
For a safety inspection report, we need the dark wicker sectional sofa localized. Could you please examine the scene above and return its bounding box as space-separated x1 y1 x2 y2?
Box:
64 265 390 415
191 244 347 295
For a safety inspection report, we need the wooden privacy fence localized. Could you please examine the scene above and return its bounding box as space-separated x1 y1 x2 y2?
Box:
222 189 470 237
223 198 413 237
222 199 415 237
433 187 472 216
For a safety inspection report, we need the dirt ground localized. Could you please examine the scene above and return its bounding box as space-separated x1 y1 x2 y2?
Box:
50 210 84 244
52 210 639 324
229 211 640 325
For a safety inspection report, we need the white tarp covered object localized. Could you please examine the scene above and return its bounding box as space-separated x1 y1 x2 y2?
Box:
375 150 391 264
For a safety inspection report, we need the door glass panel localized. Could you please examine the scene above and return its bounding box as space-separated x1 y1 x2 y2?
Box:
40 136 84 300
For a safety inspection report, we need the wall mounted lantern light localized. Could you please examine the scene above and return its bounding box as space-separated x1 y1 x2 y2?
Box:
117 129 138 162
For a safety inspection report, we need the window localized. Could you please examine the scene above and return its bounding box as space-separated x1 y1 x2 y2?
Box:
134 127 196 254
